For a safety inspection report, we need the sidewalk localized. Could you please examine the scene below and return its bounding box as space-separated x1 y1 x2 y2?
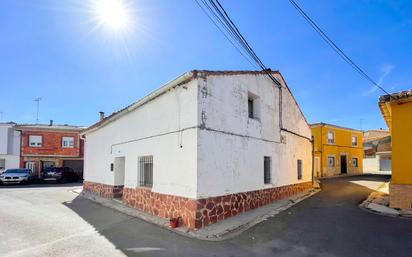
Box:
359 182 412 219
75 187 320 241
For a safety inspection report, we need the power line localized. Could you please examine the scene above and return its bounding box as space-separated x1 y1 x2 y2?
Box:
194 0 258 69
194 0 281 87
288 0 391 96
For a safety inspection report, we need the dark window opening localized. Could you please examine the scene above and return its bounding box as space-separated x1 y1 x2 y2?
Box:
264 156 271 184
297 160 303 180
248 98 254 119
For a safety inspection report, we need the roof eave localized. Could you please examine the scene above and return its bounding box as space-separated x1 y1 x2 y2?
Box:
81 71 196 136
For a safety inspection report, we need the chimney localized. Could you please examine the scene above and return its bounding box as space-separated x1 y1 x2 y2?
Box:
49 120 53 126
99 112 105 121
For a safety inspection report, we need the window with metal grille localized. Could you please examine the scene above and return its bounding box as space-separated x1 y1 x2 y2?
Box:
138 155 153 188
297 159 303 180
264 156 271 184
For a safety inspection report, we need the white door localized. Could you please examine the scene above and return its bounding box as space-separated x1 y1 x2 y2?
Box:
315 157 321 177
25 162 36 175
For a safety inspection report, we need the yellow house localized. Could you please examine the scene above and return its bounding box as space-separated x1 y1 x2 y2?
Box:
311 123 363 177
379 90 412 210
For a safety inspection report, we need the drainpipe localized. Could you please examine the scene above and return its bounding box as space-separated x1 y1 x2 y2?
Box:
311 136 315 186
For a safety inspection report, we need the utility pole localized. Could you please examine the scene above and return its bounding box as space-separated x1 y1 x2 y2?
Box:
34 97 42 124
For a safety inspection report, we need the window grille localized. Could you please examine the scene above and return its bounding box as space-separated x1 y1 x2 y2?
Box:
138 155 153 187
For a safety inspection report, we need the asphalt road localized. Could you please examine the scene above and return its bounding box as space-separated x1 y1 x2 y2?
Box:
1 175 411 257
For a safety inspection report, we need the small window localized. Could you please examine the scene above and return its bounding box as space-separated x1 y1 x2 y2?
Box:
297 160 303 180
352 157 358 167
62 137 74 148
110 163 114 171
0 159 5 170
248 98 254 119
29 135 42 147
138 155 153 188
264 156 271 184
352 136 358 146
327 131 334 144
327 156 335 167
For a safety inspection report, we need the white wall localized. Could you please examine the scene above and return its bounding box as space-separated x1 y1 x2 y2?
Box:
197 73 312 198
363 156 380 172
84 79 199 198
84 72 312 200
0 124 20 172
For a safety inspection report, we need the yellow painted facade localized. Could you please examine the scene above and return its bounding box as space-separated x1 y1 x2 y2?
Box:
311 123 363 177
379 91 412 210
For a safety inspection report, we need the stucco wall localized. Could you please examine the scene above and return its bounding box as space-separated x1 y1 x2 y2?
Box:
0 124 20 171
363 156 380 172
84 72 312 200
84 79 199 198
197 73 312 198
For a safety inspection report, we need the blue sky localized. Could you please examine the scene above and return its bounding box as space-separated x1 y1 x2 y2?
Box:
1 0 411 130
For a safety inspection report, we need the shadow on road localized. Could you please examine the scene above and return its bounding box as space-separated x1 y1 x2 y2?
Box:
0 181 83 189
61 175 412 257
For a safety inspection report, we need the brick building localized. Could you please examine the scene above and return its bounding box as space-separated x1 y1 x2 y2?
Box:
15 122 85 178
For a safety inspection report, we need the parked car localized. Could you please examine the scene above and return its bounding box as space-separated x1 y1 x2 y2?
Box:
0 169 34 185
41 167 80 183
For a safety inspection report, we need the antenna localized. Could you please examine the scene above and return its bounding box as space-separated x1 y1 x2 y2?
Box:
34 97 42 124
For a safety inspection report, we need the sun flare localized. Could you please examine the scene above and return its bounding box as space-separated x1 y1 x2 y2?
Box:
95 0 130 30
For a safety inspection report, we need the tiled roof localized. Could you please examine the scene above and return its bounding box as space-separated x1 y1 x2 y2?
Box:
310 122 362 132
363 130 390 142
82 69 306 135
15 124 86 131
379 90 412 129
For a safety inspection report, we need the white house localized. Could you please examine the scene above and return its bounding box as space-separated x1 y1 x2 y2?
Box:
81 70 313 229
0 122 21 172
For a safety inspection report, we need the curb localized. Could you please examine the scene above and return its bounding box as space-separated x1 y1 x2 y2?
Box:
79 188 321 241
359 192 412 219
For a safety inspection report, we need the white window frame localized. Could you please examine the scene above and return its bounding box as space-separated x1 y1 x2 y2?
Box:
62 136 75 148
352 157 358 167
327 131 335 144
327 155 335 167
352 136 358 147
29 135 42 147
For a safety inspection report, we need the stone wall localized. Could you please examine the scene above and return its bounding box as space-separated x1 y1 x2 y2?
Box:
83 181 123 199
194 181 313 228
389 183 412 210
85 181 312 229
122 187 197 228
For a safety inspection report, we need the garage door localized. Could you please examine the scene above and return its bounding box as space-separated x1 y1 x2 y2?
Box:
380 158 391 171
63 160 84 176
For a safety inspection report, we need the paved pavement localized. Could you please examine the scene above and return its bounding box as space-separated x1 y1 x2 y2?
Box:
1 175 412 257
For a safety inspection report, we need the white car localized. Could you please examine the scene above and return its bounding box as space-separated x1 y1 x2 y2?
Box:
0 169 34 184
